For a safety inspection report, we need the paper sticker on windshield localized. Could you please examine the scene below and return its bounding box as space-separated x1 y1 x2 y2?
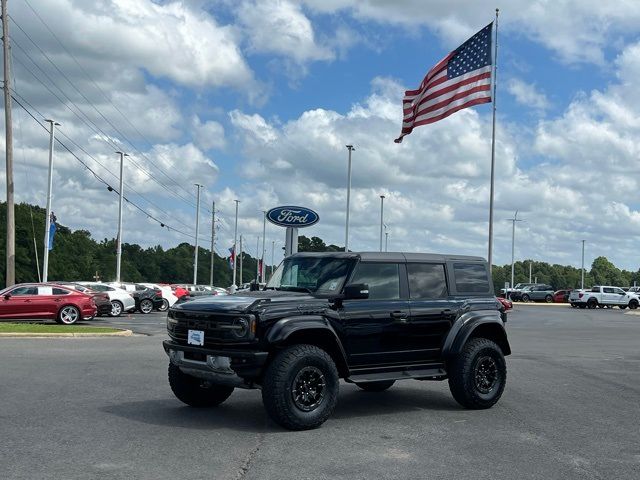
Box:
188 330 204 346
329 281 338 290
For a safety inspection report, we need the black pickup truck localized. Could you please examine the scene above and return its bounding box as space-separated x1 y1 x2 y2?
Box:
163 252 510 430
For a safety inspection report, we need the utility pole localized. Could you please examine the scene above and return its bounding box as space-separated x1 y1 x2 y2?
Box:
344 145 354 252
261 211 266 283
256 236 260 282
42 120 59 282
193 183 203 285
232 199 239 289
379 195 385 252
2 0 15 287
581 240 585 289
115 151 127 282
385 231 389 252
239 234 243 286
271 240 275 279
210 201 215 287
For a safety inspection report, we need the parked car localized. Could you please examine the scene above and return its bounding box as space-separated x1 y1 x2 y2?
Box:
512 284 554 302
553 289 572 303
139 283 178 311
77 282 136 316
45 281 112 316
0 283 96 324
500 282 537 298
108 283 164 314
569 286 640 309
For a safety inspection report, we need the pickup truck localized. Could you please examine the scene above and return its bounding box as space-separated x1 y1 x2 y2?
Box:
569 286 639 309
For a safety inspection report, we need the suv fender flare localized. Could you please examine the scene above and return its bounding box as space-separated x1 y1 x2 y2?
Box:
442 310 511 358
265 316 349 375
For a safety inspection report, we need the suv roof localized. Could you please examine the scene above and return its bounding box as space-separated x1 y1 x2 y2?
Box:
290 251 486 263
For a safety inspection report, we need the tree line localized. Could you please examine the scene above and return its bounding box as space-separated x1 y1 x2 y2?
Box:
2 202 638 290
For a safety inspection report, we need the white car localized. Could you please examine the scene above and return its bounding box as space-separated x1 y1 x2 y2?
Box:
139 283 177 310
77 282 136 316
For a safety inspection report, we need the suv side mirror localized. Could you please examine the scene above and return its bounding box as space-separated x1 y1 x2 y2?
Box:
343 283 369 300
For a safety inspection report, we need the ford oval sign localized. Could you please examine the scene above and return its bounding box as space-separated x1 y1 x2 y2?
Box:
266 206 319 228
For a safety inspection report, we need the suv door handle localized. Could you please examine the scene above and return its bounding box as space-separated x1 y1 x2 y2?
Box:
390 311 408 323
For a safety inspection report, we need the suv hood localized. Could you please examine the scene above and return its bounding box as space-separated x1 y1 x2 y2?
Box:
171 290 315 314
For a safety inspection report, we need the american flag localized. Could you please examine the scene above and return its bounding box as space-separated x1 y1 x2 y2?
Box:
228 246 235 270
395 23 493 143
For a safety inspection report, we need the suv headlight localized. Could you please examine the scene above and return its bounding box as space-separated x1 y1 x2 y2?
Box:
232 317 250 338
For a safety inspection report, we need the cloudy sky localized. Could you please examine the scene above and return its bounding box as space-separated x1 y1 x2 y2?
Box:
2 0 640 272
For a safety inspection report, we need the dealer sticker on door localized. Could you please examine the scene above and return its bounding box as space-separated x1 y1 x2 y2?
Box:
187 329 204 346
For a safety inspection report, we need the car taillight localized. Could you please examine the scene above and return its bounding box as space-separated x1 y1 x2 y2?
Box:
578 293 583 298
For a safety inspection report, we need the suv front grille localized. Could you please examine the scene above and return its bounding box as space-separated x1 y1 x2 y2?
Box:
169 311 254 346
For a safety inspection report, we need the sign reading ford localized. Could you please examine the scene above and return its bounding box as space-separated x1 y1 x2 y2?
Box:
266 206 319 228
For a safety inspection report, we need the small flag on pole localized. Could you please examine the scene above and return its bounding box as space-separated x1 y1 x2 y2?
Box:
228 246 235 270
48 212 57 250
395 23 493 143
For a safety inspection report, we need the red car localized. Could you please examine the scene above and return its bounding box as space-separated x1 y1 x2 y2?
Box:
553 289 572 303
0 283 96 325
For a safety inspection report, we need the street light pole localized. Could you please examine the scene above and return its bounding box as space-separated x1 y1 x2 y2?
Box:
232 199 240 289
42 120 59 282
115 151 128 283
210 201 215 287
193 183 203 284
261 211 266 283
508 210 523 297
581 240 585 289
344 145 354 252
379 195 385 252
385 231 389 252
3 0 15 287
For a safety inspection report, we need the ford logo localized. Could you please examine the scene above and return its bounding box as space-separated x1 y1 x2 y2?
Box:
266 206 319 228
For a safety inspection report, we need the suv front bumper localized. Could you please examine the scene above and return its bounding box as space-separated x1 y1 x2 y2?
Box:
162 340 268 388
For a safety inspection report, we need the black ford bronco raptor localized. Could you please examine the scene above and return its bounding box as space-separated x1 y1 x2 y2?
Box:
163 252 510 430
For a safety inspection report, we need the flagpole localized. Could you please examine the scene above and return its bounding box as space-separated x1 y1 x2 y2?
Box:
487 8 499 273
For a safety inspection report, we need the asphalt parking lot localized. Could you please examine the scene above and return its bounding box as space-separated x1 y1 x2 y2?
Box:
1 305 639 480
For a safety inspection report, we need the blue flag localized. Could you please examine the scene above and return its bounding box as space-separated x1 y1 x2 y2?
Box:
48 222 56 250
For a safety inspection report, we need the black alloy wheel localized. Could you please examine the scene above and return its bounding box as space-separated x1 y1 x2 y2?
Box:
291 367 326 412
474 356 498 394
629 300 639 310
587 299 598 309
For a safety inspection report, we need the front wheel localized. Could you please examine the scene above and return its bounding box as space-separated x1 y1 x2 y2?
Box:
356 380 395 392
521 294 530 302
262 345 339 430
448 338 506 409
545 295 553 303
168 363 234 407
57 305 80 325
629 300 639 310
139 298 153 314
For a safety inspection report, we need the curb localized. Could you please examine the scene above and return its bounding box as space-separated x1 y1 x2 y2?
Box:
0 329 133 338
511 302 570 307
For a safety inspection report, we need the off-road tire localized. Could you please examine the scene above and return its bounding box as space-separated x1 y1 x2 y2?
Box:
168 363 234 407
448 338 506 409
262 344 339 431
139 298 153 314
356 380 395 392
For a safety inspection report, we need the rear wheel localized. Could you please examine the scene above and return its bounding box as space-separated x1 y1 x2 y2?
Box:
58 305 80 325
587 298 598 309
619 305 627 310
139 298 153 314
110 300 123 317
544 295 553 303
521 294 530 302
356 380 395 392
262 344 339 430
158 298 170 312
168 363 234 407
448 338 506 409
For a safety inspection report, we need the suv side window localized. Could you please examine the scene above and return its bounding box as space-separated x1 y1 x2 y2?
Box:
407 263 448 299
349 263 400 300
603 287 614 293
452 263 491 294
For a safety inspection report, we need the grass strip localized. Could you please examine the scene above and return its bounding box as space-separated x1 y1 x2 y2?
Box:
0 323 122 334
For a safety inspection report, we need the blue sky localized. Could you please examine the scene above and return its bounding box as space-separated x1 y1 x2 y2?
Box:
4 0 640 274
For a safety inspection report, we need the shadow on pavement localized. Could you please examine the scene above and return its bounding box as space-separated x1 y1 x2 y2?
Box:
101 384 459 432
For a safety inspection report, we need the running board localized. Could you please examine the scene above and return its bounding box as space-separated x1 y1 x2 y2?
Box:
347 365 447 383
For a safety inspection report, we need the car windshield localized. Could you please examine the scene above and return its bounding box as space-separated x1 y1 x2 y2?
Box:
267 256 354 295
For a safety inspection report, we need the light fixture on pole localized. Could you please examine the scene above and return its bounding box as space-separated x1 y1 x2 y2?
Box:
232 199 240 289
344 145 355 252
42 119 60 282
115 150 128 283
581 240 585 289
193 183 203 285
379 195 385 252
507 210 523 298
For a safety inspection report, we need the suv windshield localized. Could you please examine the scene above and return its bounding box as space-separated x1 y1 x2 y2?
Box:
267 256 354 295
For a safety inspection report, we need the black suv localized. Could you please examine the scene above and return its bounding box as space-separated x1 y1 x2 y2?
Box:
163 252 510 430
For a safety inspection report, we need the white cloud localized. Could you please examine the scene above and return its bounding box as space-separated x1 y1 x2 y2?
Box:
507 78 550 111
192 116 226 151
